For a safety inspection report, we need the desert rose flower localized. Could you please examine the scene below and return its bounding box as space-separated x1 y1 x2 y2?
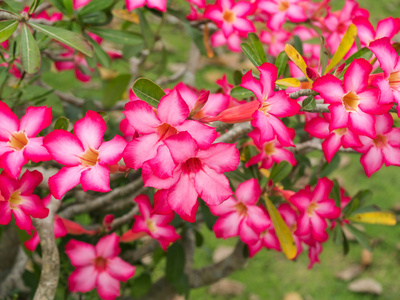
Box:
66 234 135 300
258 0 307 30
126 0 167 12
0 102 52 179
44 110 127 199
353 16 400 46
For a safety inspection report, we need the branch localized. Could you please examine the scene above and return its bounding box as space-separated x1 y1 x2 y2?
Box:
292 138 357 154
110 206 139 231
58 177 144 219
289 89 317 99
0 11 20 21
215 122 253 143
32 197 62 300
121 240 160 263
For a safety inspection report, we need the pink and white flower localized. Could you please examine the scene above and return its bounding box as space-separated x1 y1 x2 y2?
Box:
126 0 167 12
0 102 52 179
353 16 400 46
258 0 307 30
44 111 127 199
66 234 136 300
0 170 48 232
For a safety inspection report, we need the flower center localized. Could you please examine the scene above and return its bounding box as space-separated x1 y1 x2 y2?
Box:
342 91 359 111
80 148 99 167
235 202 248 217
9 131 28 150
389 71 400 89
278 0 290 11
306 202 318 216
289 223 297 233
264 142 276 155
146 219 156 233
93 257 108 271
156 123 178 140
9 191 23 209
181 157 203 173
372 134 387 148
259 103 271 115
333 128 347 136
222 10 236 23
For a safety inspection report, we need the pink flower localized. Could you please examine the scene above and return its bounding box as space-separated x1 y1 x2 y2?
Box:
289 178 341 242
258 0 307 30
353 113 400 177
142 132 239 222
210 30 243 52
210 179 270 245
260 27 291 57
353 16 400 46
131 194 180 250
126 0 167 12
0 102 52 179
0 170 48 232
304 113 362 162
65 234 135 300
44 111 127 199
123 90 217 178
241 62 300 146
73 0 92 9
22 6 62 22
369 37 400 115
204 0 255 38
246 128 296 169
54 51 93 82
313 58 388 138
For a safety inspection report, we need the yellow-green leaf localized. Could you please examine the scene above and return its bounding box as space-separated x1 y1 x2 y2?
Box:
276 78 300 88
264 196 297 260
284 44 312 84
348 211 396 226
324 24 357 75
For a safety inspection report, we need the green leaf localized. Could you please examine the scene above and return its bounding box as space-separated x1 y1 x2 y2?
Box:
320 153 340 177
166 242 185 283
248 33 266 64
340 47 372 78
47 0 68 15
79 0 113 15
20 23 41 74
241 42 262 67
85 33 111 68
230 86 255 99
342 228 349 255
200 201 217 230
331 179 341 208
275 51 288 78
28 22 94 57
81 11 109 26
301 95 316 111
195 230 203 247
62 0 73 15
131 273 152 298
233 70 242 85
98 111 109 123
102 74 131 108
0 0 21 16
264 196 297 260
137 9 155 49
54 117 69 130
0 20 19 43
293 35 303 56
88 27 142 45
269 161 293 183
132 78 165 107
29 0 43 14
345 224 372 251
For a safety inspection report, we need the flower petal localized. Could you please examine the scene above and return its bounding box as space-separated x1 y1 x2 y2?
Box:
19 106 52 137
49 166 83 199
43 130 83 166
107 257 135 282
81 164 111 193
74 111 106 150
65 239 96 267
96 233 120 258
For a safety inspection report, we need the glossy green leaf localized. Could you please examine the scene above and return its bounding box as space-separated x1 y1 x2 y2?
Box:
137 9 155 49
132 78 165 107
0 20 19 43
20 23 41 74
29 22 93 57
166 242 185 283
85 33 111 68
79 0 112 15
345 224 372 251
293 35 303 56
248 32 266 64
131 273 152 298
54 117 69 130
275 51 288 78
230 86 255 99
302 95 316 111
331 179 341 208
241 42 262 67
88 27 142 46
233 70 242 85
102 74 131 108
264 196 297 260
320 153 340 177
269 161 293 183
29 0 43 14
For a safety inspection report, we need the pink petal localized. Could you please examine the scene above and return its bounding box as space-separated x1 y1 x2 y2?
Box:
317 201 341 219
329 104 349 131
369 37 397 77
209 196 236 216
268 12 286 30
24 137 52 162
194 166 232 206
240 70 264 102
147 0 167 11
231 1 253 16
68 266 97 293
375 113 393 135
313 75 345 104
126 0 146 11
312 178 333 203
387 128 400 147
81 164 111 193
167 173 198 222
304 117 330 138
123 134 161 170
382 145 400 167
357 88 385 114
65 239 96 267
289 190 311 211
19 106 52 137
371 75 394 105
349 110 376 138
233 18 255 33
251 111 275 145
322 133 342 163
96 272 120 300
107 257 135 282
310 215 328 242
213 213 241 238
54 60 74 71
2 150 29 179
20 195 49 219
360 147 383 177
267 91 300 118
344 59 371 93
295 213 310 236
98 135 127 165
239 221 259 244
376 17 400 40
142 163 179 189
157 89 189 125
147 144 176 178
246 205 270 232
0 102 19 140
164 132 198 163
49 166 83 199
19 170 43 194
152 189 173 215
352 17 375 45
235 178 261 205
123 101 161 134
286 4 307 22
96 233 120 258
43 130 83 166
197 142 239 173
0 202 12 225
175 120 217 149
74 111 106 150
268 115 294 147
